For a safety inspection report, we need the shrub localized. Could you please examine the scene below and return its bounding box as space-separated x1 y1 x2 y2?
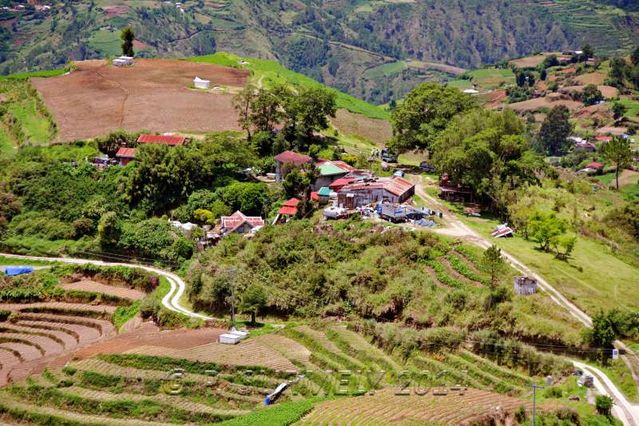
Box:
544 386 563 398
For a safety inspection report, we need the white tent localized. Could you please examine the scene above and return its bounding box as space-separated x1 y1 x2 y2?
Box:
113 56 134 67
193 76 210 90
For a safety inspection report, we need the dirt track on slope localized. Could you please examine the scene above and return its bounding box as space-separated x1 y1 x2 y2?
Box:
32 59 249 142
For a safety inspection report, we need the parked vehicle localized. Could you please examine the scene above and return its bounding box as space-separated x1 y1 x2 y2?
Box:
419 161 436 173
393 169 405 177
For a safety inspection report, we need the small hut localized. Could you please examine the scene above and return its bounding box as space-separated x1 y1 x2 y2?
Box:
514 276 538 295
113 56 134 67
193 76 210 90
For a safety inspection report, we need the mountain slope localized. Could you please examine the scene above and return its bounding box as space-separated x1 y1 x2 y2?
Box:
2 0 639 103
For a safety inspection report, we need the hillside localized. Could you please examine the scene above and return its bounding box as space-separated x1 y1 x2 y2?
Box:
2 0 639 103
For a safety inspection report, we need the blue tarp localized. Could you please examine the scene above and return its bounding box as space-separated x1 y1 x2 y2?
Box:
2 266 34 277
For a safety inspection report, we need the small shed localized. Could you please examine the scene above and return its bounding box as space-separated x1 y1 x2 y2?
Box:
219 333 241 345
113 56 134 67
514 276 538 295
193 76 210 90
317 187 331 203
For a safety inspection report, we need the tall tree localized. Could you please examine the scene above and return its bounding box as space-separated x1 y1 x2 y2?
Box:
482 245 506 288
631 46 639 66
582 43 594 60
239 284 267 324
120 27 135 57
538 105 573 156
601 136 633 190
390 83 477 153
232 84 257 140
582 84 603 106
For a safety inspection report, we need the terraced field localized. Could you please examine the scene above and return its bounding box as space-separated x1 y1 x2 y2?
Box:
0 302 117 386
0 321 544 424
298 388 533 425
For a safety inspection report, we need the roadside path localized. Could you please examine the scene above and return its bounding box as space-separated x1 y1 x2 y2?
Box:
409 174 639 426
0 253 213 321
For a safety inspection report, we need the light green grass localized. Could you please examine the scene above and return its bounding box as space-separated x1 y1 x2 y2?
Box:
617 98 639 118
364 61 407 79
461 217 639 314
8 101 51 144
0 69 65 81
598 360 638 403
447 79 473 90
88 30 122 57
188 52 389 120
218 398 322 426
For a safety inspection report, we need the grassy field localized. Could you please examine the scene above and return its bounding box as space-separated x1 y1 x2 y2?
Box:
188 52 390 120
87 30 122 57
461 217 639 314
364 61 408 79
447 68 515 91
617 98 639 119
0 76 59 151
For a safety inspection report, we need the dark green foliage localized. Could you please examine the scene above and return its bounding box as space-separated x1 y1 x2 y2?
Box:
125 133 256 214
601 136 633 190
538 105 573 156
595 394 614 417
120 27 135 57
582 84 604 106
432 108 543 212
390 83 477 152
214 182 271 217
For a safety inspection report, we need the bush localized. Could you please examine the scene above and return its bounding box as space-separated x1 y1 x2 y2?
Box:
544 386 563 398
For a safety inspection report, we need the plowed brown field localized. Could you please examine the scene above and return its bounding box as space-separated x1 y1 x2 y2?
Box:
32 59 249 142
60 280 146 300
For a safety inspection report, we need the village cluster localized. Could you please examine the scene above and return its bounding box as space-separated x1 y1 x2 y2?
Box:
92 135 443 247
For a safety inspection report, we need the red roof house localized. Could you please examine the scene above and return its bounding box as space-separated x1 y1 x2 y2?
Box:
586 162 604 171
278 198 301 217
115 147 136 165
274 151 312 182
137 134 187 146
220 211 265 235
329 177 356 192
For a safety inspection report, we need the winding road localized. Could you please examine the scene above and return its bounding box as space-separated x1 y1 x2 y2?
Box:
2 187 639 425
410 175 639 426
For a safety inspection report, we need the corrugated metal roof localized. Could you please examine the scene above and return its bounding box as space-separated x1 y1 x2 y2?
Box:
137 134 186 146
318 187 331 196
115 147 137 158
319 162 349 176
274 151 312 164
339 176 414 197
278 206 298 216
282 198 301 207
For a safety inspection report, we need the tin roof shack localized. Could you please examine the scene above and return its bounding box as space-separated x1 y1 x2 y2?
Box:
514 276 538 295
337 177 415 209
313 160 356 190
220 211 265 235
115 147 136 166
274 151 312 182
137 134 187 146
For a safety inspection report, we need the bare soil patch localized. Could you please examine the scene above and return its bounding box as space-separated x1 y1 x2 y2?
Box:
509 54 548 69
618 170 639 187
102 5 129 17
575 72 606 85
125 335 298 372
32 59 249 142
508 97 583 113
483 89 507 109
331 109 392 145
60 280 145 300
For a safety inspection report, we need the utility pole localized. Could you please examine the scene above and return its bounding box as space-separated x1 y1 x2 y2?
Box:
226 267 237 327
531 383 544 426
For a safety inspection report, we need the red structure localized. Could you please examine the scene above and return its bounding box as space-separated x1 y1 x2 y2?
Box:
137 134 187 146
